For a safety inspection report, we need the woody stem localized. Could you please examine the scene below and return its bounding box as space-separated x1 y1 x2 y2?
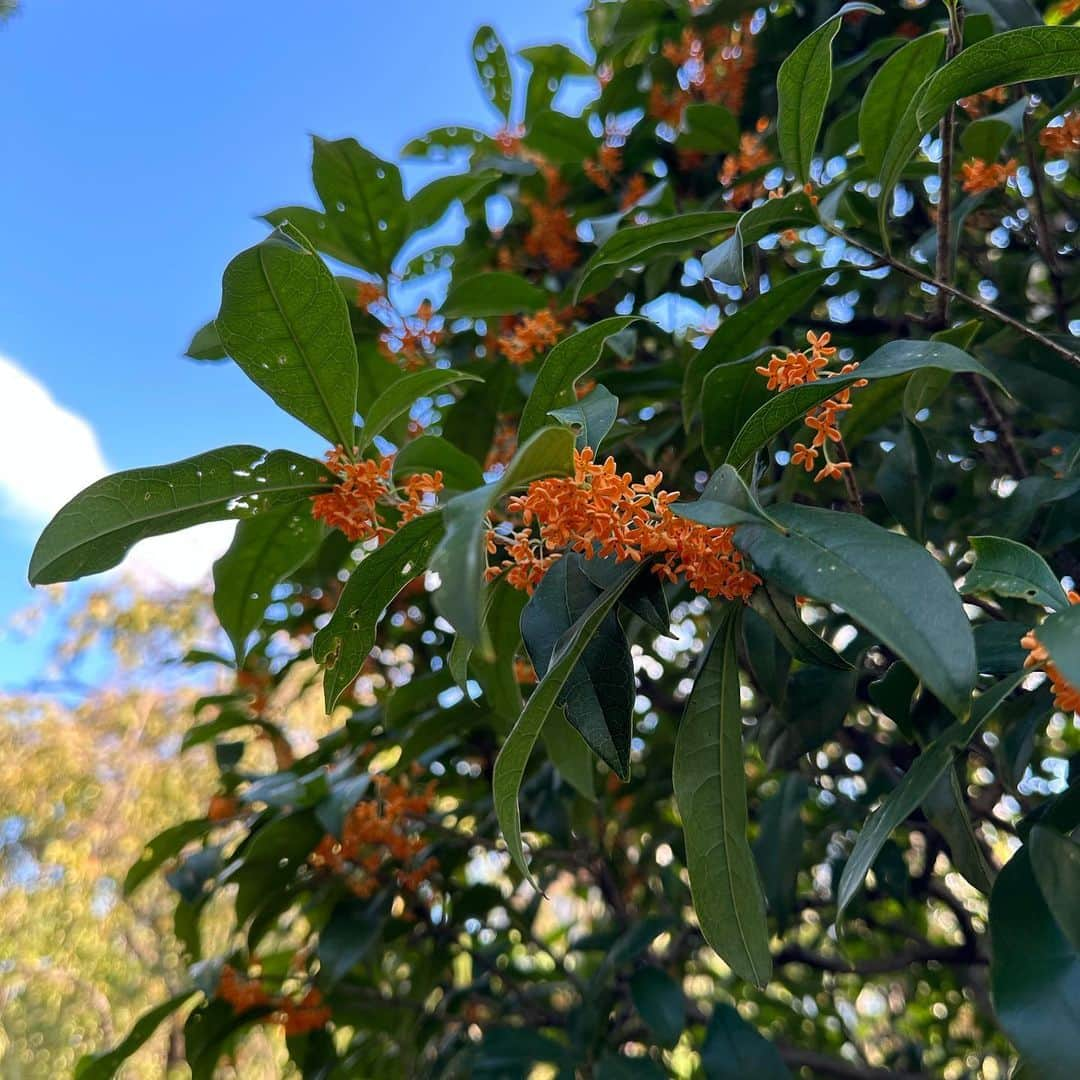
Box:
933 1 964 327
835 436 863 514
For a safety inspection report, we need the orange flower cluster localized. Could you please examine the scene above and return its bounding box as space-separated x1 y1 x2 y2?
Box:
523 166 579 271
958 86 1009 119
1022 591 1080 715
485 415 518 472
494 124 526 157
378 300 444 370
620 173 649 210
657 23 757 119
207 794 239 822
495 309 565 365
584 144 624 192
488 448 760 599
961 157 1018 194
217 966 332 1036
720 122 773 207
1040 112 1080 156
356 280 385 310
310 448 443 543
756 332 867 484
310 775 438 898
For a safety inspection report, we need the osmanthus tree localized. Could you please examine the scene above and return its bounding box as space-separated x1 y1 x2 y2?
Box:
28 0 1080 1076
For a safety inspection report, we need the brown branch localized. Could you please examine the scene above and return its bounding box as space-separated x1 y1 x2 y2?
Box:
774 941 982 976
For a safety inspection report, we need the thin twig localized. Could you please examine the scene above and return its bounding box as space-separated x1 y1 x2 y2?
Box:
825 224 1080 371
933 2 964 326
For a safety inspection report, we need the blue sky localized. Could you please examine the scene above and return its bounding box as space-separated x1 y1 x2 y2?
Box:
0 0 587 687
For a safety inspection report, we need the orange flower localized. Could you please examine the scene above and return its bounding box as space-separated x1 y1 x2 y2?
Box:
584 144 623 192
496 309 565 365
960 157 1018 194
1040 112 1080 156
720 128 772 207
790 442 818 473
523 166 579 271
378 300 444 370
401 470 444 523
207 794 239 822
356 280 385 310
1022 591 1080 714
958 86 1008 119
311 450 394 543
217 967 332 1035
814 460 852 484
493 448 759 601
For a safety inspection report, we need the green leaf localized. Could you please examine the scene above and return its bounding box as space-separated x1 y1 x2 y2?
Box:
701 192 818 286
960 96 1031 163
443 271 550 318
29 446 330 586
519 317 638 444
754 774 808 932
735 504 976 718
1029 825 1080 951
747 582 852 670
313 511 445 710
916 27 1080 133
724 339 1004 468
683 268 836 426
124 820 212 897
700 1003 791 1080
358 367 482 451
575 212 738 300
212 506 324 662
318 892 391 987
521 553 635 779
581 553 671 636
311 137 406 275
760 665 857 768
260 205 356 266
542 710 596 800
549 384 620 451
473 25 514 121
494 561 641 884
524 110 598 164
875 418 933 542
216 224 358 447
630 967 685 1047
859 31 946 175
406 170 497 235
75 991 200 1080
1037 604 1080 690
836 673 1024 918
968 0 1043 30
922 764 994 893
680 103 741 153
430 427 575 645
990 844 1080 1080
964 535 1070 611
777 3 883 183
673 465 783 530
392 434 484 493
400 125 498 160
673 607 771 987
186 320 227 361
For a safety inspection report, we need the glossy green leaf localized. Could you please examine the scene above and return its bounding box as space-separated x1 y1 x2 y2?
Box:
630 967 685 1047
776 3 883 183
699 353 774 467
542 710 596 800
313 511 445 710
29 446 330 586
575 212 738 300
494 561 640 883
358 367 482 451
923 764 994 893
519 317 638 443
960 96 1030 163
1029 825 1080 951
473 25 513 120
1037 604 1080 689
916 27 1080 133
990 844 1080 1080
430 426 575 645
442 271 550 318
700 1003 791 1080
680 103 740 153
760 665 857 768
581 553 671 636
311 137 406 274
964 535 1070 611
836 673 1024 917
392 434 484 493
260 205 356 266
406 170 497 235
735 504 976 718
753 774 807 931
875 418 933 542
673 607 771 987
683 268 836 425
672 464 783 530
186 320 226 361
318 893 391 987
75 992 200 1080
216 225 359 447
859 31 946 175
524 110 597 164
521 553 635 778
549 384 620 451
747 582 852 670
701 192 818 286
124 820 212 897
724 339 1004 467
212 506 324 662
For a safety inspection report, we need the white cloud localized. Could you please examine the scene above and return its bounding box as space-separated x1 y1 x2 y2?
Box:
0 354 233 589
